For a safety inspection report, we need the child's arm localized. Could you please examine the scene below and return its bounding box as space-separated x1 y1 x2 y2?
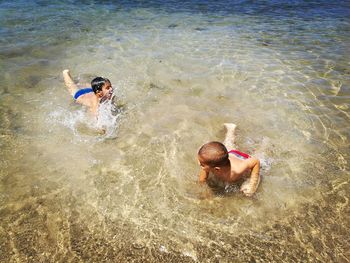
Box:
199 169 209 184
62 69 79 96
198 169 213 199
236 157 260 196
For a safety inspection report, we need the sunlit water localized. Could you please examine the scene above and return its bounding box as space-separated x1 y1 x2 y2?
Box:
0 0 349 262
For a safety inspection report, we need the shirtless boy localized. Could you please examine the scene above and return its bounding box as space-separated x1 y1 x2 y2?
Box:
62 69 113 117
198 123 260 197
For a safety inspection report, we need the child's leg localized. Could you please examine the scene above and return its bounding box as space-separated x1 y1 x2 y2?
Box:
63 69 78 96
223 123 237 150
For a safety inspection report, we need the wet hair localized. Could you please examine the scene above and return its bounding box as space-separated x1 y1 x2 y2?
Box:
91 77 110 94
198 141 229 167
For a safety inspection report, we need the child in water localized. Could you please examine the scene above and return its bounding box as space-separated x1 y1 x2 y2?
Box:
198 123 260 197
62 69 113 117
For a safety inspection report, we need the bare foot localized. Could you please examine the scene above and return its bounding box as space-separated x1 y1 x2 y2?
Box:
224 123 237 132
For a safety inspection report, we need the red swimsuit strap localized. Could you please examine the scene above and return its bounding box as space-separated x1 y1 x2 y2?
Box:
228 149 250 159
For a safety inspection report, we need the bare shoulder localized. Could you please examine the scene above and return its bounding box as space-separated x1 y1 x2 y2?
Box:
229 156 248 173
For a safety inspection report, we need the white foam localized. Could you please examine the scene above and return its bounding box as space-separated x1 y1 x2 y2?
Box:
96 97 121 137
46 97 121 140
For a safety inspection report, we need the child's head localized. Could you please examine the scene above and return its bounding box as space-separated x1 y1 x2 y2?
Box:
198 141 229 171
91 77 113 100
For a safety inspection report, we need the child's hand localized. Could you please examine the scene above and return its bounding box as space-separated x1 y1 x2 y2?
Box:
240 183 255 197
196 184 213 200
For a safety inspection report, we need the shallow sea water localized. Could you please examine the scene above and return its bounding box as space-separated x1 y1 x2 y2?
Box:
0 0 349 262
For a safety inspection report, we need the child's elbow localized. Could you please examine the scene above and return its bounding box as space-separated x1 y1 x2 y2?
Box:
251 157 260 168
255 158 260 167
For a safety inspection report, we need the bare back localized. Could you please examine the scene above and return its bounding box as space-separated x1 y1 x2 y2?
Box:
228 155 251 182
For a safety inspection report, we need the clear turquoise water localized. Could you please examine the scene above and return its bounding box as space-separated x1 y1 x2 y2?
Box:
0 1 349 262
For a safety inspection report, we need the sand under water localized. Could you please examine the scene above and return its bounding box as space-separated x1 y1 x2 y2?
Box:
0 0 349 262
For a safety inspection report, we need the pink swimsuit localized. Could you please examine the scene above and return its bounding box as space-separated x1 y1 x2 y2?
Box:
228 149 250 160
